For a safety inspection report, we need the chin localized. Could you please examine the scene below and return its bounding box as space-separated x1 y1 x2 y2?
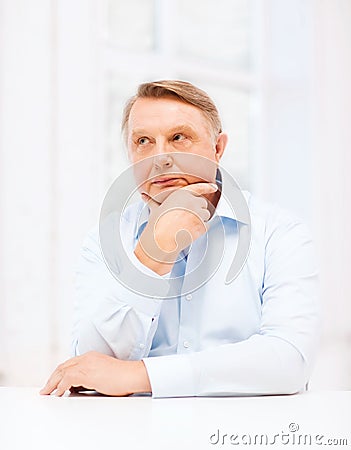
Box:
148 186 182 204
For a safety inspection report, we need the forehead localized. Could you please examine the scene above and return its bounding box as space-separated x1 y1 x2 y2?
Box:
128 97 211 133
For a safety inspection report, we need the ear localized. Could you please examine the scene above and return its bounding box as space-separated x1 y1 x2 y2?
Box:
214 133 228 162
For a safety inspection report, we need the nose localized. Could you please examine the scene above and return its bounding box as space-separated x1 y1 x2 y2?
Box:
153 153 174 170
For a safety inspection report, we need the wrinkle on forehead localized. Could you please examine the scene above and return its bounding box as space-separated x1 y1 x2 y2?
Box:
127 97 215 141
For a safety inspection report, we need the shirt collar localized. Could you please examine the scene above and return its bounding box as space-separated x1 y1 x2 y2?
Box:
212 190 250 225
134 202 149 240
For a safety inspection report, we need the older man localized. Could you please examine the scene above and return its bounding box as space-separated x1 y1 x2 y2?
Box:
41 80 319 397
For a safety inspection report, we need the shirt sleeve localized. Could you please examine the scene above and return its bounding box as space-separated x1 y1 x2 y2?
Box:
72 226 165 361
143 211 320 398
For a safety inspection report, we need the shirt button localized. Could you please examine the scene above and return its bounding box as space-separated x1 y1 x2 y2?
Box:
183 340 190 348
185 294 192 301
139 343 145 349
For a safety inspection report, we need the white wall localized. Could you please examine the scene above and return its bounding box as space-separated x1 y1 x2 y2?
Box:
309 0 351 389
250 0 314 222
0 0 101 385
0 0 54 385
252 0 351 390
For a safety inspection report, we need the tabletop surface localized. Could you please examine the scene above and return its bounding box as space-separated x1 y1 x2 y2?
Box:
0 387 350 450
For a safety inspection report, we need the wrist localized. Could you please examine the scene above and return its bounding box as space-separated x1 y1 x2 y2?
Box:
130 360 152 394
134 241 175 275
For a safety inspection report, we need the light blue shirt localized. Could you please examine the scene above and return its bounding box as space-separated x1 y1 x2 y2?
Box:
72 191 319 398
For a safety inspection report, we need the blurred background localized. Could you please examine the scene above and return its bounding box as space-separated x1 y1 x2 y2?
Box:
0 0 350 389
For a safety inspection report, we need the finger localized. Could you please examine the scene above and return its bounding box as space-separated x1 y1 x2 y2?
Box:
182 182 218 196
52 355 81 372
185 207 210 224
54 377 72 397
39 355 82 395
40 369 63 395
194 196 208 209
55 372 88 396
199 207 211 222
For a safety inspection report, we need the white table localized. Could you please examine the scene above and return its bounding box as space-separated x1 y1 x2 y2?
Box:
0 388 350 450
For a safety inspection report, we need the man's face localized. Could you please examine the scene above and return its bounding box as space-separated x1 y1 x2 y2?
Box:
127 96 227 203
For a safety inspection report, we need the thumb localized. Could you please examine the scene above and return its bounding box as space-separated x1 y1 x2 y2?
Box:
182 182 218 196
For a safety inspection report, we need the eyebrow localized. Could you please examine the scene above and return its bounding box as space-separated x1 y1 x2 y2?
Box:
131 124 198 137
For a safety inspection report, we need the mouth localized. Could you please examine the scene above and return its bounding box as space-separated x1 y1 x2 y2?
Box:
151 177 183 186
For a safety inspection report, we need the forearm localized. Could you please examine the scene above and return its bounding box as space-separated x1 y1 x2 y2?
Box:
143 334 311 398
73 292 162 360
134 241 175 275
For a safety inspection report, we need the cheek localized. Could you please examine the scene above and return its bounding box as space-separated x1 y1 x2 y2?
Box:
138 181 150 195
132 158 153 190
173 152 218 183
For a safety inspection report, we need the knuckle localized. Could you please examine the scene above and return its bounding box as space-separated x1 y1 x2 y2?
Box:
56 367 64 377
198 198 207 208
202 210 211 221
85 350 98 360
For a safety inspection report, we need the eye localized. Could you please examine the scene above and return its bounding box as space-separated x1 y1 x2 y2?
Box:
138 137 150 145
173 133 186 142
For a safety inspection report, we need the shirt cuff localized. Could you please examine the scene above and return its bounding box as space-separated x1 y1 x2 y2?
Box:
142 353 197 398
129 247 171 280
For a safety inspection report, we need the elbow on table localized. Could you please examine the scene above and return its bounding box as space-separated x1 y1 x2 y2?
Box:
273 351 310 396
